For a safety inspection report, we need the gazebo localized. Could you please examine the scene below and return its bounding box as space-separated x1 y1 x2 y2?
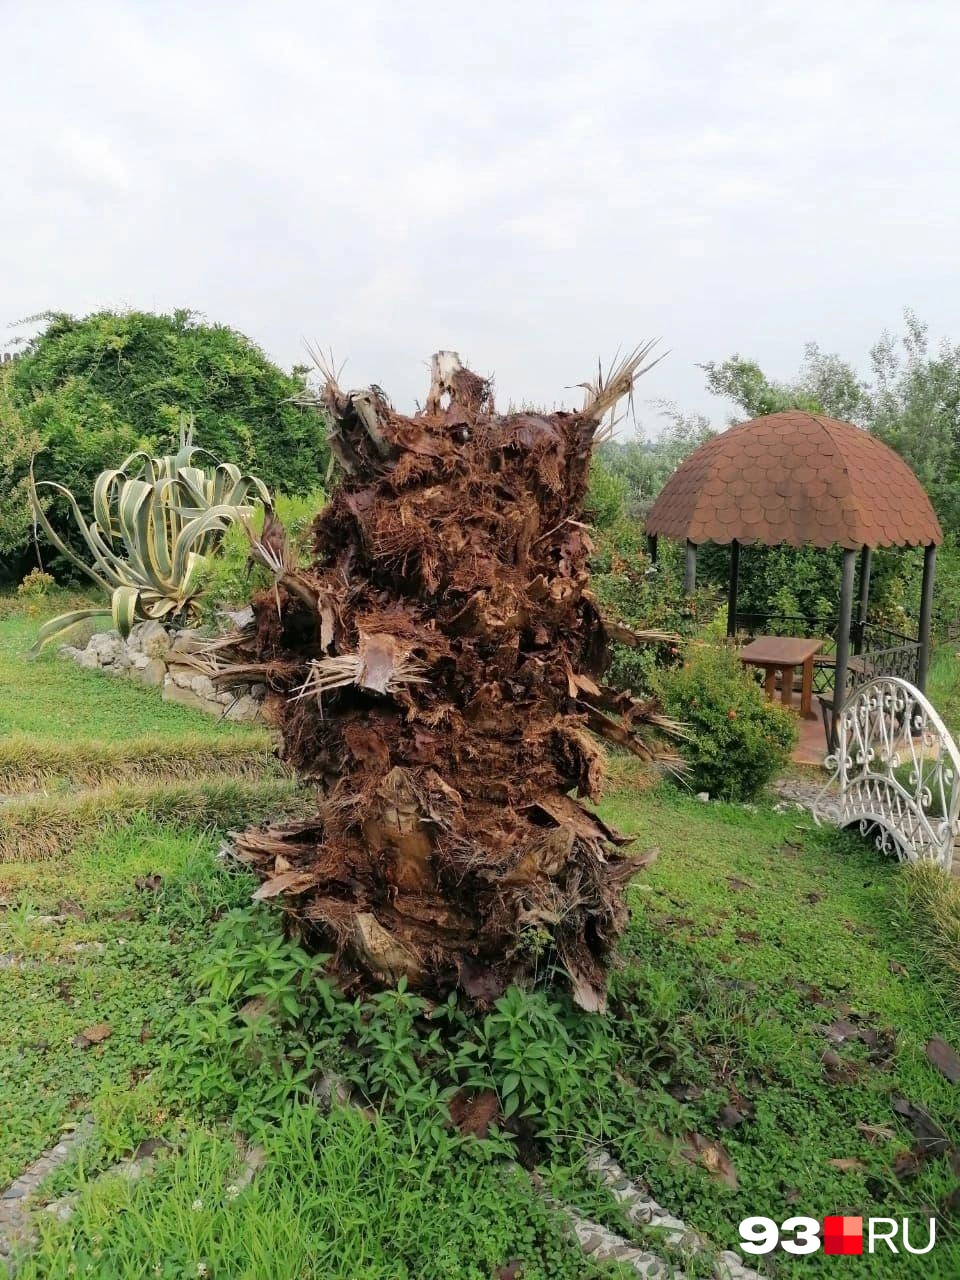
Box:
644 411 942 740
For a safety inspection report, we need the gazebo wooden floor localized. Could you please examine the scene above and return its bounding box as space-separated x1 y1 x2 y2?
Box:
790 695 830 767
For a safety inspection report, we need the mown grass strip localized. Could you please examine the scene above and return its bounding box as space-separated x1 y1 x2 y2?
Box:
0 731 281 794
0 777 309 862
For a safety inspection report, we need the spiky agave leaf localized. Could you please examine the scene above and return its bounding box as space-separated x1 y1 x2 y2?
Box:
28 442 271 652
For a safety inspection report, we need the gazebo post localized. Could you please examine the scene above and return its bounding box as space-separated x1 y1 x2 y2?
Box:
684 540 697 595
832 549 857 746
646 534 658 565
726 539 741 636
855 546 872 655
917 542 937 692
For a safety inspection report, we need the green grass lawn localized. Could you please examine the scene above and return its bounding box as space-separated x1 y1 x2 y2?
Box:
600 784 960 1274
926 644 960 739
0 612 254 744
2 604 960 1277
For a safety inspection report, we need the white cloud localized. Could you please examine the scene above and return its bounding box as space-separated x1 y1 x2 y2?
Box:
2 0 959 422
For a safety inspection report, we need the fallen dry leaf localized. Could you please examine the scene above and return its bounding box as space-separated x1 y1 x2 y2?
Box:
449 1088 500 1139
494 1263 523 1280
856 1122 896 1143
794 981 829 1006
828 1158 867 1172
815 1019 860 1045
726 877 756 893
667 1082 704 1103
132 1137 171 1160
717 1104 747 1129
682 1133 738 1189
73 1023 112 1049
926 1036 960 1084
238 997 271 1021
866 1027 897 1067
892 1150 925 1181
821 1050 862 1085
891 1097 950 1155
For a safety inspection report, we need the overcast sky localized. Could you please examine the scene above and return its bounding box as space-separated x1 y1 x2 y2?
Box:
2 1 958 434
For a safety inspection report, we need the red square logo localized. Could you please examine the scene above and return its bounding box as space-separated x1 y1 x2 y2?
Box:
824 1216 863 1255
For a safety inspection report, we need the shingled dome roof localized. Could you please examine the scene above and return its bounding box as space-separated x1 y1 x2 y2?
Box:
645 411 942 550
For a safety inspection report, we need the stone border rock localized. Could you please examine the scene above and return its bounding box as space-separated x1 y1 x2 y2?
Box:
0 1119 92 1266
584 1152 762 1279
58 622 264 723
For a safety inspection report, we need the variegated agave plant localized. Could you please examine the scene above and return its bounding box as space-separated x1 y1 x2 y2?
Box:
29 426 270 652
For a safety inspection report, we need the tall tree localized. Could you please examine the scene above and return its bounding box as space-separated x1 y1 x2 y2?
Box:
869 310 960 529
700 344 868 423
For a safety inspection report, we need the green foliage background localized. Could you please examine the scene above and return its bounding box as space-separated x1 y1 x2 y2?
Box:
590 310 960 646
4 310 327 582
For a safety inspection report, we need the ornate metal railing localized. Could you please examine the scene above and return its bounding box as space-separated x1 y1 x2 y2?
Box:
814 677 959 872
735 613 920 695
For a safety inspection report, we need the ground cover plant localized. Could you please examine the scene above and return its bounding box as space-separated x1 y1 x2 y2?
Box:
7 762 960 1276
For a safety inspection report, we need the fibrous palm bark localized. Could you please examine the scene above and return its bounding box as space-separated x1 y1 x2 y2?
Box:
206 349 677 1011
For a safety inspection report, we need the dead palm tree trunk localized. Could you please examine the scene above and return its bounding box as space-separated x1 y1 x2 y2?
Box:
206 348 676 1011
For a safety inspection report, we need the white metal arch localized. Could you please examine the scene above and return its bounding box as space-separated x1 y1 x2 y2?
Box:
814 676 959 872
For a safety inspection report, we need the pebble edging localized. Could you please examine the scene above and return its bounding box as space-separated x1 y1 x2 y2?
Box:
584 1151 764 1280
58 619 265 723
0 1119 92 1266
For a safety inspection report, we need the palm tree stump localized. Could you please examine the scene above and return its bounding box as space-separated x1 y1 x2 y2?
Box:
207 349 673 1011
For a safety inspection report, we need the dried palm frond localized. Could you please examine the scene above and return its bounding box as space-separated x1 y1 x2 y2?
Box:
577 340 667 440
293 633 430 703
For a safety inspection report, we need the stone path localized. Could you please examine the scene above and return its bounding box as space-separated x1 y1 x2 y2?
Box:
0 1119 92 1267
772 774 832 817
532 1149 762 1279
582 1152 762 1279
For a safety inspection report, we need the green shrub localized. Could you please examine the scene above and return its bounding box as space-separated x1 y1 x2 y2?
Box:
0 381 43 585
655 644 797 800
193 488 326 620
7 310 328 574
16 568 55 598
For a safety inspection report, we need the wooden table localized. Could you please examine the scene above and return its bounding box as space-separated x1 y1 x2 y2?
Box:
738 636 824 720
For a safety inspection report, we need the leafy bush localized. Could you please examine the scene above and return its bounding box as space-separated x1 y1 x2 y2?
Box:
655 644 797 800
16 568 55 598
167 898 623 1153
193 488 326 619
0 379 44 584
7 310 327 573
29 426 270 648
